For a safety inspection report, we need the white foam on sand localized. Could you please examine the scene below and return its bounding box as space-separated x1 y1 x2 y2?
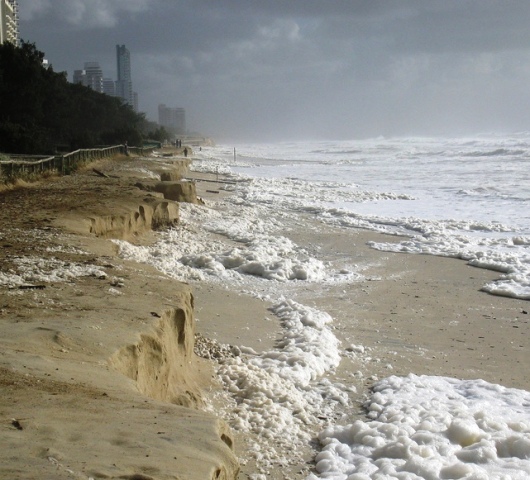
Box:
114 203 342 284
113 200 359 473
216 299 349 472
0 256 107 287
309 374 530 479
368 232 530 300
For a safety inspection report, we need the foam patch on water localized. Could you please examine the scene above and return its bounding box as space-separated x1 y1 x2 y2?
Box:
309 374 530 479
226 176 414 214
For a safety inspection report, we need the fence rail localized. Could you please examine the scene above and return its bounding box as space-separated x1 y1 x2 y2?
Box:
0 145 155 182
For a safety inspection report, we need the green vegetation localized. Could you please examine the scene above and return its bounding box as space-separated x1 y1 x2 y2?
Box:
0 41 153 154
148 126 171 142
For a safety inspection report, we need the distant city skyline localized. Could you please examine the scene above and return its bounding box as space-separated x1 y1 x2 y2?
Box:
19 1 530 142
72 44 138 112
69 44 187 126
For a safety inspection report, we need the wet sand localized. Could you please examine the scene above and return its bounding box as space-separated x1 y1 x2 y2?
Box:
189 181 530 479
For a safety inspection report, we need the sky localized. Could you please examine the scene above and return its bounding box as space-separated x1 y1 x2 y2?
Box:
17 0 530 142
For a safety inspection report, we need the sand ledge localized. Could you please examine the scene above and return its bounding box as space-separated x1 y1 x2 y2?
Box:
0 154 239 480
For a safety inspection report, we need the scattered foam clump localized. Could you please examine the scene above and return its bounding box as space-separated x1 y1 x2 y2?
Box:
309 374 530 479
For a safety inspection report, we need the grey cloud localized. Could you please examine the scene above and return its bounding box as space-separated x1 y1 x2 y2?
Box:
17 0 530 141
20 0 152 27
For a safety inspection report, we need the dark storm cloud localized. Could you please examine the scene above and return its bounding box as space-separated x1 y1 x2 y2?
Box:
17 1 530 141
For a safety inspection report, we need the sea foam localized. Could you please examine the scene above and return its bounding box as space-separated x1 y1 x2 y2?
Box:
309 374 530 479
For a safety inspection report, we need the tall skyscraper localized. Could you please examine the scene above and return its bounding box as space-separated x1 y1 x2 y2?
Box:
0 0 18 45
116 44 134 108
158 104 186 134
84 61 103 92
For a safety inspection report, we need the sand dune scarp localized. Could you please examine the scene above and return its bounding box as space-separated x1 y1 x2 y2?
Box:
110 291 205 408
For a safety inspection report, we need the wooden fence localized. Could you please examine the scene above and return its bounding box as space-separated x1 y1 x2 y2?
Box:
0 145 156 183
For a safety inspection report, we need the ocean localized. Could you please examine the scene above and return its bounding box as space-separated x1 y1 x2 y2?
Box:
115 134 530 479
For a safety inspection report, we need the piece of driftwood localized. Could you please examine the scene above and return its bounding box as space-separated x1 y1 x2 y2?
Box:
92 168 109 178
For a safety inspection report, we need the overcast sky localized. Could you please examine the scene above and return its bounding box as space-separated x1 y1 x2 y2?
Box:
18 1 530 142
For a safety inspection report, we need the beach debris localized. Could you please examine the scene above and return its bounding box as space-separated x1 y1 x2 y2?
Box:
92 168 109 178
194 333 234 360
109 276 124 287
18 284 46 290
11 418 23 430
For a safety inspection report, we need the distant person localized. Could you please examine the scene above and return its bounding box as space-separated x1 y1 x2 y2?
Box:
124 141 129 156
184 147 188 157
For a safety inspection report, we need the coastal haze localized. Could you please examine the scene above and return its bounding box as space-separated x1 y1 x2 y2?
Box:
18 0 530 141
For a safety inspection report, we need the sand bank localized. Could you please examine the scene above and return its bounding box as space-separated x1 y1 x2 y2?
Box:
0 154 238 479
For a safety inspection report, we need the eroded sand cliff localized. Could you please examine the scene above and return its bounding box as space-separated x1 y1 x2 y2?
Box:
0 153 239 479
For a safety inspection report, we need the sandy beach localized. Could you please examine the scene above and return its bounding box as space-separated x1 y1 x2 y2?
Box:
198 215 530 479
1 151 528 480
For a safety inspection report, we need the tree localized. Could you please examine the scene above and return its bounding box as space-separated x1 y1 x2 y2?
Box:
0 41 146 154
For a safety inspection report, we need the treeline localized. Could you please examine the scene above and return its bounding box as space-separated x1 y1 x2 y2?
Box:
0 41 168 154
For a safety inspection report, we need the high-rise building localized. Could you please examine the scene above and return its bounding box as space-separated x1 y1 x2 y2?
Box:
173 107 186 134
103 78 116 97
84 61 103 93
73 62 105 93
73 69 87 87
0 0 18 45
116 44 134 108
158 104 186 134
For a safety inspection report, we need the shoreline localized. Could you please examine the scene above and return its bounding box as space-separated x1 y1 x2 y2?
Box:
0 153 528 480
284 220 529 391
188 166 530 478
200 213 529 479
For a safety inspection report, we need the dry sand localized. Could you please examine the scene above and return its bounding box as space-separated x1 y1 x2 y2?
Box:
1 152 528 480
0 155 238 480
